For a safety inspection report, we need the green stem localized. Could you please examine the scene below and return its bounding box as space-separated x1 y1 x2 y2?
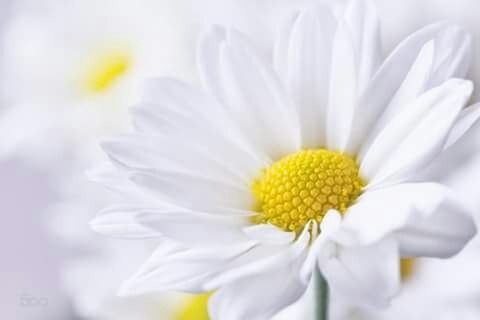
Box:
314 268 329 320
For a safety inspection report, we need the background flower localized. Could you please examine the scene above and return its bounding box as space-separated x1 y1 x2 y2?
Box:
0 0 196 166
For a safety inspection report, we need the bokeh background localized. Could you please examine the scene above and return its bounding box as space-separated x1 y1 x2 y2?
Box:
1 0 479 319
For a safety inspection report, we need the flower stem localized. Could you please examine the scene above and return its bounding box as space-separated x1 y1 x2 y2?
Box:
314 268 329 320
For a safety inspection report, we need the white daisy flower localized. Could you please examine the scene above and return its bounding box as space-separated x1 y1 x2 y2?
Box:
91 0 478 319
0 0 195 164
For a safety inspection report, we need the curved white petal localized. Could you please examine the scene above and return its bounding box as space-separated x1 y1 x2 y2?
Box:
198 26 301 160
360 79 472 186
208 230 309 320
243 224 295 245
429 25 472 87
345 23 471 154
326 19 358 151
205 224 310 290
102 133 252 187
88 162 161 205
326 0 382 151
370 40 435 134
90 205 250 245
131 78 269 181
446 103 480 147
300 211 341 282
129 168 253 213
118 223 311 298
360 79 464 180
119 241 257 295
422 118 480 219
343 0 381 92
339 183 476 258
320 237 400 307
274 7 336 147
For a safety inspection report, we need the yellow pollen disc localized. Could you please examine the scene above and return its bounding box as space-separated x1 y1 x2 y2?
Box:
82 48 131 94
252 149 364 233
400 258 416 282
175 293 211 320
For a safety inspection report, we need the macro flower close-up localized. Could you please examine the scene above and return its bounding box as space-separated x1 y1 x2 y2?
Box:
89 0 479 319
2 0 480 319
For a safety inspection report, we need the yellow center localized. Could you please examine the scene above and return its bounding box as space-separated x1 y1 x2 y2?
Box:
252 149 364 233
175 293 210 320
82 48 131 94
400 258 416 282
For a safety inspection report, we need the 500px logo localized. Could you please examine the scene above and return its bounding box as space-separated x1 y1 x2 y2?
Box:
18 293 49 307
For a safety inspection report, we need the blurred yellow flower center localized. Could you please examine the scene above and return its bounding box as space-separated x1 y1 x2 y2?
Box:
83 48 131 93
400 258 416 282
175 293 210 320
252 149 364 233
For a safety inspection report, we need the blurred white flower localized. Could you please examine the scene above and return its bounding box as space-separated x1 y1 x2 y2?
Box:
89 0 478 319
0 0 196 165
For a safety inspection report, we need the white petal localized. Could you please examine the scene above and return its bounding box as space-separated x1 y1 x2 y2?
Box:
429 25 472 86
339 183 476 257
344 0 382 92
392 188 477 258
372 80 472 186
300 211 341 282
423 118 480 215
360 79 472 186
446 103 480 147
326 0 382 152
320 237 400 307
119 241 256 295
132 78 269 181
393 200 476 258
275 7 336 147
90 206 250 245
204 224 310 289
360 80 459 180
102 133 251 187
371 40 435 133
345 23 471 154
326 20 357 151
90 206 165 239
120 230 307 298
129 168 253 213
87 162 158 204
208 233 309 320
199 27 301 160
243 224 295 245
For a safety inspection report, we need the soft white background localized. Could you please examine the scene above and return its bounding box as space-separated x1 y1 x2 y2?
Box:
1 1 479 319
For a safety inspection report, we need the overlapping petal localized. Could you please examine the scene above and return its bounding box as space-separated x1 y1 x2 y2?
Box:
346 23 471 154
338 183 476 257
198 26 301 160
360 79 473 186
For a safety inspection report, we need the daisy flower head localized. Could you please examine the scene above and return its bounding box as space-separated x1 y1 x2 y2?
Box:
91 0 478 318
0 0 195 164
